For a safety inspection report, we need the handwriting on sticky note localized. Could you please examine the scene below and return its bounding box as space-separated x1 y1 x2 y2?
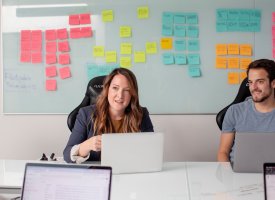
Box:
120 26 132 38
228 72 239 84
162 53 174 65
79 13 91 24
58 41 70 52
31 30 42 41
137 6 149 19
46 79 57 91
46 54 57 64
70 28 81 39
59 53 70 65
175 54 187 65
45 29 56 41
216 57 227 69
93 46 105 57
134 51 146 63
31 52 42 63
69 14 80 25
161 38 173 50
216 44 227 55
57 28 68 40
59 66 71 79
46 41 57 53
20 52 31 63
228 57 239 69
146 42 157 54
188 66 201 77
187 54 200 65
106 51 117 63
240 58 252 70
31 41 42 52
228 44 239 55
120 43 132 55
80 27 92 38
120 57 131 68
240 44 252 56
45 66 57 77
102 10 114 22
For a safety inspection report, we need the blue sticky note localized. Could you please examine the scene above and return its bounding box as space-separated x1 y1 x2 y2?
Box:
162 53 174 65
174 13 186 24
175 54 187 65
188 65 201 77
216 20 227 32
188 40 200 51
216 9 228 20
239 9 250 20
228 9 239 20
174 40 186 51
162 23 174 36
175 25 186 37
227 20 238 31
186 13 198 24
187 26 199 38
187 54 200 65
250 10 261 21
162 12 174 24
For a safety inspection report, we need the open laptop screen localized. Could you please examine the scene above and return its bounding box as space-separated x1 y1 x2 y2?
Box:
21 163 112 200
264 163 275 200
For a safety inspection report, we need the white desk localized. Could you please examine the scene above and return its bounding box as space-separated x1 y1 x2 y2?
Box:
0 160 264 200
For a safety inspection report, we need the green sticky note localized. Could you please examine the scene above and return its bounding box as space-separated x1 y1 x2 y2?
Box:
186 13 198 24
228 9 239 20
238 21 250 32
162 53 174 65
227 20 238 31
187 26 199 38
174 40 186 51
216 20 227 32
188 65 201 77
250 10 261 21
162 12 174 24
187 54 200 65
216 9 228 20
239 9 250 20
249 20 261 32
162 23 173 36
174 13 186 24
188 40 200 51
175 25 186 37
175 54 187 65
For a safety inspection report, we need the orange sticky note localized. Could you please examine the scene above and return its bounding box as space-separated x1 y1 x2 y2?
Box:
69 14 80 25
45 29 56 41
46 41 57 53
46 54 57 64
228 72 239 84
161 38 173 49
57 28 68 40
228 57 239 69
70 28 81 39
31 52 42 63
228 44 239 55
59 53 70 65
46 79 57 91
45 66 57 77
79 13 91 24
80 27 92 38
240 58 252 70
216 44 227 55
59 66 71 79
58 41 70 52
240 72 247 82
240 44 252 56
20 52 31 63
216 57 227 69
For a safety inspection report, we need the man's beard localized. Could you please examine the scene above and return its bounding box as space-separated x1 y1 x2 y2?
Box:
251 89 272 103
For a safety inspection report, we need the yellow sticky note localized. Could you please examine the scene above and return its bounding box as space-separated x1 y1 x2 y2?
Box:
93 46 104 57
216 44 227 55
161 38 173 50
120 43 132 55
102 10 114 22
228 44 239 55
228 72 239 84
240 72 247 82
240 58 252 70
120 57 131 68
137 6 149 19
216 57 227 69
240 44 252 56
120 26 131 38
106 51 117 63
228 57 239 69
134 51 146 63
146 42 157 54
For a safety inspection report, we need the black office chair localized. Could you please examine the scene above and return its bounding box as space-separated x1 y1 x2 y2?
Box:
216 77 251 130
67 75 106 131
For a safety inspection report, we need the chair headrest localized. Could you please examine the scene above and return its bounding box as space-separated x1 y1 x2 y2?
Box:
86 75 106 97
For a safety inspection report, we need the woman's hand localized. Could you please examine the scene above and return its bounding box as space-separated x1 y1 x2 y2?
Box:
79 135 102 157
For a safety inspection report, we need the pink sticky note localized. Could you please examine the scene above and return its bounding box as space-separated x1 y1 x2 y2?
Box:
31 30 42 41
20 52 31 63
273 12 275 23
273 49 275 58
80 27 92 38
273 38 275 47
46 41 57 53
79 13 91 24
45 66 57 77
70 28 81 39
57 28 68 40
272 25 275 36
59 66 71 79
46 54 57 64
31 52 42 63
21 30 31 42
31 41 42 52
69 14 80 25
59 53 70 65
45 29 57 41
21 41 31 51
58 41 70 52
46 79 57 91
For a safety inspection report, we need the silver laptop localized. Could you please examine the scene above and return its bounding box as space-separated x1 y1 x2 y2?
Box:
101 132 164 174
232 132 275 173
264 163 275 200
21 163 112 200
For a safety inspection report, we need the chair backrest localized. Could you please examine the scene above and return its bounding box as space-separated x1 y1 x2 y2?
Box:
67 75 106 131
216 77 251 130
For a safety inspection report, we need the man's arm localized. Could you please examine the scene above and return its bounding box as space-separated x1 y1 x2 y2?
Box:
217 132 235 162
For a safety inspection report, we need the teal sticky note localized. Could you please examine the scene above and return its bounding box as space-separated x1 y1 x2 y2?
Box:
216 9 228 20
188 65 201 77
162 12 174 24
175 25 186 37
239 9 250 20
174 13 186 24
186 13 198 24
250 10 261 21
228 9 239 20
188 40 200 51
87 63 118 80
187 54 200 65
187 26 199 38
162 23 174 36
174 40 186 51
249 20 261 32
162 53 174 65
175 54 187 65
216 20 227 32
227 20 238 31
238 21 250 32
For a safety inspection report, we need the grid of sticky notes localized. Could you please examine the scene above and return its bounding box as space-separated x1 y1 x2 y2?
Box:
272 12 275 58
161 12 201 77
215 43 253 84
216 9 261 32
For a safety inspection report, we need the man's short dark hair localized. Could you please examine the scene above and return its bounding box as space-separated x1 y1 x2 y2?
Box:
247 59 275 82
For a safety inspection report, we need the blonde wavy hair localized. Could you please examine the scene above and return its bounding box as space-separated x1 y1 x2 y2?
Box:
92 68 143 135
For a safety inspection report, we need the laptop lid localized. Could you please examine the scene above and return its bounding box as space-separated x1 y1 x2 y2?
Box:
101 132 164 174
21 163 112 200
264 163 275 200
233 132 275 173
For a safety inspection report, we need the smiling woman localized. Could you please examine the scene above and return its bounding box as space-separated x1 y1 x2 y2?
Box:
63 67 154 163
